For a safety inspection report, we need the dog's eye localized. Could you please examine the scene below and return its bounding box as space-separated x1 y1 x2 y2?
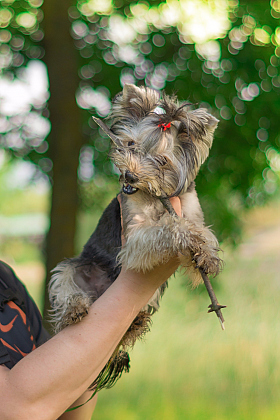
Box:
128 141 135 146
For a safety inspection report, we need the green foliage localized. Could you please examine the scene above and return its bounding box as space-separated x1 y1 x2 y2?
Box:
0 237 42 262
0 0 44 66
0 151 49 214
0 152 49 263
1 0 280 242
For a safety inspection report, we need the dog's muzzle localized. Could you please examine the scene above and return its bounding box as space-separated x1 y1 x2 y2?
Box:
122 183 138 195
121 171 139 195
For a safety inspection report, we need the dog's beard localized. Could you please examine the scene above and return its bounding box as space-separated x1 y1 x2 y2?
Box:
112 148 190 198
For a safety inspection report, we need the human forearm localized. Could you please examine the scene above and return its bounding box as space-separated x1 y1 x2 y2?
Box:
58 391 98 420
0 259 178 420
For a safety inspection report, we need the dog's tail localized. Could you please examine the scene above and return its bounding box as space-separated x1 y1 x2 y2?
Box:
89 350 130 391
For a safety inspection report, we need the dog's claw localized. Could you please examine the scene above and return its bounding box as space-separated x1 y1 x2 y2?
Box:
71 310 88 323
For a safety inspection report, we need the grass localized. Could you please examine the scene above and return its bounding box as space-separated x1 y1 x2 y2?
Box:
92 227 280 419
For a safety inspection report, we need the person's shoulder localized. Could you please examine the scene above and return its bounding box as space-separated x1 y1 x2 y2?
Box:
0 260 16 279
0 260 23 290
0 260 51 345
0 260 26 298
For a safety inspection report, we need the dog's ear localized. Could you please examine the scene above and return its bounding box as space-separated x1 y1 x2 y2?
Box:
188 109 218 148
92 116 122 147
122 84 144 102
178 108 219 167
117 84 160 119
188 108 219 138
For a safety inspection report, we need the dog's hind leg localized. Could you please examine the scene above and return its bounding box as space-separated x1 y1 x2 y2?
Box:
49 260 91 333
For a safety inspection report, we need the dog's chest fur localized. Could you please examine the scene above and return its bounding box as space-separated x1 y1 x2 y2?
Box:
121 182 204 236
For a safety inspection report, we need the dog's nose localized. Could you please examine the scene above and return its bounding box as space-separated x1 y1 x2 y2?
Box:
125 171 138 184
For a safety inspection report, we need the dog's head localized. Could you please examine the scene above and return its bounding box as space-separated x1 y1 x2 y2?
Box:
93 84 218 198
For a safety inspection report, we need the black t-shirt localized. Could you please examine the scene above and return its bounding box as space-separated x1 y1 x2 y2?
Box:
0 261 50 369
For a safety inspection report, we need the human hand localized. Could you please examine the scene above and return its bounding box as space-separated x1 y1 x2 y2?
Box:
119 255 180 301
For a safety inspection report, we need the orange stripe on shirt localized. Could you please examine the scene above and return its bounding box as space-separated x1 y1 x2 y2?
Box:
0 315 18 333
7 301 27 325
0 337 18 353
14 345 29 357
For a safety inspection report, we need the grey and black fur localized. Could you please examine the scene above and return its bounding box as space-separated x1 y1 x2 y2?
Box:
49 84 222 391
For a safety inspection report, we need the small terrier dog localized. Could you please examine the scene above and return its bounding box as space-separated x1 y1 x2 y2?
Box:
49 84 222 390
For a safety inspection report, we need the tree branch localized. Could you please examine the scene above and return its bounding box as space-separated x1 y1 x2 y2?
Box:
160 197 226 330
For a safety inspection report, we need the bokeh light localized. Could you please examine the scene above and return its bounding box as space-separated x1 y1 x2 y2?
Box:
0 0 279 244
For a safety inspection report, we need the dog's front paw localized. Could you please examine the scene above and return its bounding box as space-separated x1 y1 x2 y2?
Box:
63 303 89 325
56 294 91 332
192 250 222 277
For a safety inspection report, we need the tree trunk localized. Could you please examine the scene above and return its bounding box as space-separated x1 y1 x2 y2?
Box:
42 0 82 330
